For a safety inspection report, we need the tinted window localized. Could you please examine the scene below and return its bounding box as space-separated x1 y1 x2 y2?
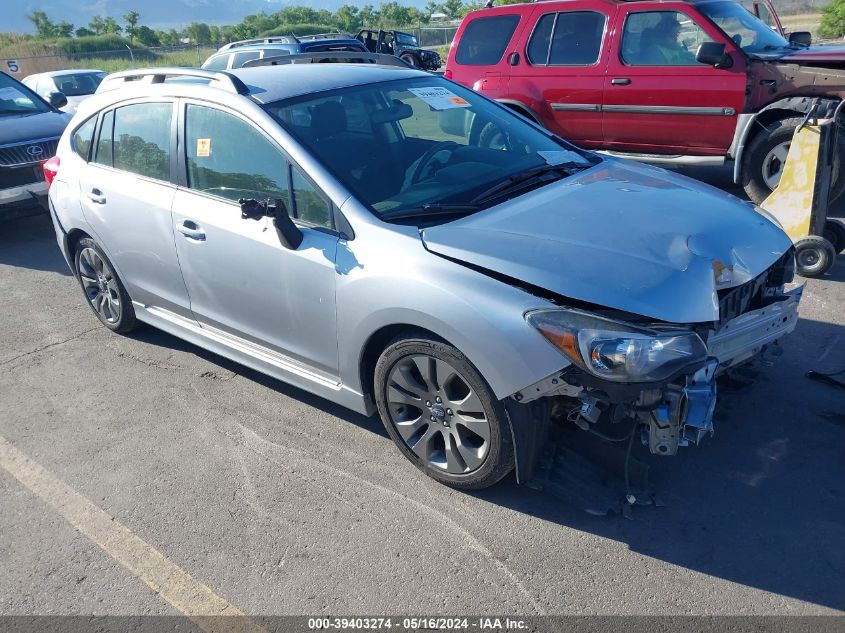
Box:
94 110 114 166
527 14 555 65
184 104 287 203
73 116 97 161
549 12 605 65
113 102 172 181
202 54 229 70
53 72 105 96
622 11 711 66
232 51 262 68
291 167 331 228
0 73 48 115
455 15 520 66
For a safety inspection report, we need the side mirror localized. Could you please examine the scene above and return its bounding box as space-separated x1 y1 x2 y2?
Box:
696 42 733 69
47 91 68 109
239 198 303 250
788 31 812 46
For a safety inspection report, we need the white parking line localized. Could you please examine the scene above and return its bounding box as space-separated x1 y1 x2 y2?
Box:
0 434 267 633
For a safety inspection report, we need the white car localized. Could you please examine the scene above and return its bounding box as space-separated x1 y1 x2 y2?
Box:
22 70 107 114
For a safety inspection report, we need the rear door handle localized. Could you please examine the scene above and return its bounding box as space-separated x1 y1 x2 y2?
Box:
611 78 632 86
87 189 106 204
176 220 206 242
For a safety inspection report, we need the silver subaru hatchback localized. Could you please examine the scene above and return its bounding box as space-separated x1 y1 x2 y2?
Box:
46 61 801 490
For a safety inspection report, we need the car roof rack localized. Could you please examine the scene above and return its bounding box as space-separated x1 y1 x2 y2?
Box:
97 68 250 95
219 36 300 51
242 51 413 69
297 33 354 41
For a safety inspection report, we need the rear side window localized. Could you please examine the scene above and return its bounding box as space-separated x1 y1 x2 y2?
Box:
529 12 605 65
455 14 520 66
112 102 172 181
202 54 229 70
72 116 97 161
232 51 262 68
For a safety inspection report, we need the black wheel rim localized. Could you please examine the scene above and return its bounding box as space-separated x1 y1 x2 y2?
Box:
78 247 121 324
385 354 491 475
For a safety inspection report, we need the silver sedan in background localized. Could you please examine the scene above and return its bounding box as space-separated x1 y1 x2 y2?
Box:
43 61 800 490
23 69 107 114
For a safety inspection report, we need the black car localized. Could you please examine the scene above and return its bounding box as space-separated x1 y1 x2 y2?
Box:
201 35 369 70
355 29 442 70
1 71 70 220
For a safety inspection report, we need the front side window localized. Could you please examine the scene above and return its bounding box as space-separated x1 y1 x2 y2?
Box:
202 54 229 70
291 167 331 228
622 11 712 66
265 77 596 221
73 116 97 161
232 51 262 68
455 15 521 66
528 12 605 65
112 102 172 181
184 104 287 203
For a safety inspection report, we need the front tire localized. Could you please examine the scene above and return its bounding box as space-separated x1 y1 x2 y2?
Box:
374 333 514 489
794 236 836 278
742 116 844 204
74 237 137 333
399 53 419 68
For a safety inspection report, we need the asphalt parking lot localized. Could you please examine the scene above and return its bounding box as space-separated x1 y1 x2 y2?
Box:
1 181 844 619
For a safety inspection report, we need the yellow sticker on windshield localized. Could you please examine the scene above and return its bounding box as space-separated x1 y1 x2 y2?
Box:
196 138 211 158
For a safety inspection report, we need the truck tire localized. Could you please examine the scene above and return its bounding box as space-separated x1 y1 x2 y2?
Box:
400 53 419 68
794 236 836 278
742 116 844 205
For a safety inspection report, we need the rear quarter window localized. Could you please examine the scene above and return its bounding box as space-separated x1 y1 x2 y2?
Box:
455 14 521 66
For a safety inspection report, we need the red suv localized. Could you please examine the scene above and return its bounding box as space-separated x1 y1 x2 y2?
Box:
446 0 845 203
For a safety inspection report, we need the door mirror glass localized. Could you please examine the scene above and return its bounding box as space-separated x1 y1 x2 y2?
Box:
788 31 811 46
695 41 732 68
47 91 68 109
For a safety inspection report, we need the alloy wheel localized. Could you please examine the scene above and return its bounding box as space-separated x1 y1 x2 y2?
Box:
78 247 122 324
385 354 491 474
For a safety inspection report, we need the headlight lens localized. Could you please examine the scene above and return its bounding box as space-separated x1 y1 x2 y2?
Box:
526 309 707 383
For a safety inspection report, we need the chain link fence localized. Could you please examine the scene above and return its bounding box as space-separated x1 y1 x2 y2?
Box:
2 45 217 78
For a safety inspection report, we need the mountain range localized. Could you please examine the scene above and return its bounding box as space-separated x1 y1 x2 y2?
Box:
6 0 428 33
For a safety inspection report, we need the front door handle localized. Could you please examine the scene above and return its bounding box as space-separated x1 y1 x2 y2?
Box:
177 220 206 242
87 189 106 204
611 78 632 86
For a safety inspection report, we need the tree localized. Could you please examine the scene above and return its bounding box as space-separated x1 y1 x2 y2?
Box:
103 17 122 34
135 25 160 47
185 22 212 45
425 2 441 16
55 21 74 38
124 11 141 41
819 0 845 38
359 5 379 27
441 0 465 19
27 11 58 38
88 15 106 35
75 27 95 37
334 5 361 32
156 29 182 46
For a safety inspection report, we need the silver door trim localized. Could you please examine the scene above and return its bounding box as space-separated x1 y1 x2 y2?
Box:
551 103 601 112
551 104 736 116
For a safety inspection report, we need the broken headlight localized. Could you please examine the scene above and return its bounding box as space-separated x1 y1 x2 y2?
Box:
526 309 706 383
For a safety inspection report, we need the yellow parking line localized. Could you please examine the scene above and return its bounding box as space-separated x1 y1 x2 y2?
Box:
0 434 267 633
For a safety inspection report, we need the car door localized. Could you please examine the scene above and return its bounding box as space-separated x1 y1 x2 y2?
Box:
170 101 340 377
508 4 609 146
602 5 746 154
77 100 192 318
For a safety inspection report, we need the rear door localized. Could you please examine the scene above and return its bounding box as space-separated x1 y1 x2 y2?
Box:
508 3 609 146
602 5 746 155
77 100 192 317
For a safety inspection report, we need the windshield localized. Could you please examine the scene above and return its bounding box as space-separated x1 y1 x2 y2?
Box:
395 32 418 47
0 72 49 115
699 1 790 54
264 77 594 221
52 72 106 96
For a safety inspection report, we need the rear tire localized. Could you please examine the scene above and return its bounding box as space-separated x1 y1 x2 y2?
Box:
794 236 836 278
400 53 419 68
823 219 845 255
374 332 514 489
74 237 137 333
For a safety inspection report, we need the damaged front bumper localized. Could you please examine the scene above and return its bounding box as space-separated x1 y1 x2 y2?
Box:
508 285 803 483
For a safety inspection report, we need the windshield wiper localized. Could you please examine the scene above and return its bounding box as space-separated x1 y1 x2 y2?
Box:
380 203 480 222
470 164 574 206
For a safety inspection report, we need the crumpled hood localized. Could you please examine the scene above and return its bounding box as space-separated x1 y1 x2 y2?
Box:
778 45 845 65
0 110 70 146
421 160 792 324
